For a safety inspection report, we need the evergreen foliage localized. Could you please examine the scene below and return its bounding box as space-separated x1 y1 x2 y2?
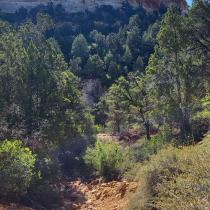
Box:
0 1 170 85
0 0 210 209
0 14 94 145
0 140 36 197
127 136 210 209
83 139 129 179
71 34 89 59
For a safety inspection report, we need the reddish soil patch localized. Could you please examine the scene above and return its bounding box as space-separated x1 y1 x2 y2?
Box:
53 178 138 210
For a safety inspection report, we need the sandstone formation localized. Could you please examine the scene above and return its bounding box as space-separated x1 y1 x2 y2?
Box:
0 0 188 14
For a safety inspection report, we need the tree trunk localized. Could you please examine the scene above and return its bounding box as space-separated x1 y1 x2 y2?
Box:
175 52 182 105
175 51 187 143
140 108 151 140
144 121 151 140
117 119 120 134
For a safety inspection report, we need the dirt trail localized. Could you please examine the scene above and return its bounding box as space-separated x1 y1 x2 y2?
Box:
0 179 138 210
56 178 138 210
0 133 139 210
97 133 119 142
83 180 138 210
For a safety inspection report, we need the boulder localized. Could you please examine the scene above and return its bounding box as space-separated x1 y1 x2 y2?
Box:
87 184 93 190
91 179 99 185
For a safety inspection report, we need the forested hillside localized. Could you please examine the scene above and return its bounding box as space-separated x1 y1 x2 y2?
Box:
0 0 210 209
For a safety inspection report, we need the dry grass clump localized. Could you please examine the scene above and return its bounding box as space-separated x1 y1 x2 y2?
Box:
126 135 210 210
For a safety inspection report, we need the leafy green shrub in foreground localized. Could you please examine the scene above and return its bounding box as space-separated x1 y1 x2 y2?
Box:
83 139 128 179
24 142 62 209
126 135 210 210
0 140 36 197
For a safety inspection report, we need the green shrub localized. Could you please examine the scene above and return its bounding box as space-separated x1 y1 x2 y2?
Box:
129 126 172 164
0 140 36 197
33 142 61 180
126 135 210 210
83 139 128 179
130 142 148 163
146 133 165 155
25 182 61 209
24 142 62 209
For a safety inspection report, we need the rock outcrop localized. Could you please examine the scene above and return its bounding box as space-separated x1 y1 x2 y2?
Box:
82 79 106 108
51 178 138 210
0 0 188 14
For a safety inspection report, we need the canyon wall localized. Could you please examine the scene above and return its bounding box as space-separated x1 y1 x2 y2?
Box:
0 0 187 14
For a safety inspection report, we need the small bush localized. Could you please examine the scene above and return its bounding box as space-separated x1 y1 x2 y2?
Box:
24 142 62 209
129 126 172 164
25 182 61 209
130 142 148 163
126 135 210 210
0 140 36 197
83 139 129 179
145 130 167 155
34 142 61 180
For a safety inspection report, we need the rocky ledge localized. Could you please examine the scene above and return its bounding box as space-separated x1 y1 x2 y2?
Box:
0 0 188 14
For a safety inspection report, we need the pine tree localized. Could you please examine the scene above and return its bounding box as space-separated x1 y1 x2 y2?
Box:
122 46 133 66
147 5 190 141
71 34 89 59
104 50 114 70
104 73 151 139
69 57 82 75
0 17 94 145
133 55 144 72
84 54 105 78
108 61 121 82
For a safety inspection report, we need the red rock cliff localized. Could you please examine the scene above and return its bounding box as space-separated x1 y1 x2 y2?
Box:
135 0 187 11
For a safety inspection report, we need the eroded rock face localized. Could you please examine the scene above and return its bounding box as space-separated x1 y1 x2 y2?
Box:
0 0 187 14
138 0 187 11
82 79 106 108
